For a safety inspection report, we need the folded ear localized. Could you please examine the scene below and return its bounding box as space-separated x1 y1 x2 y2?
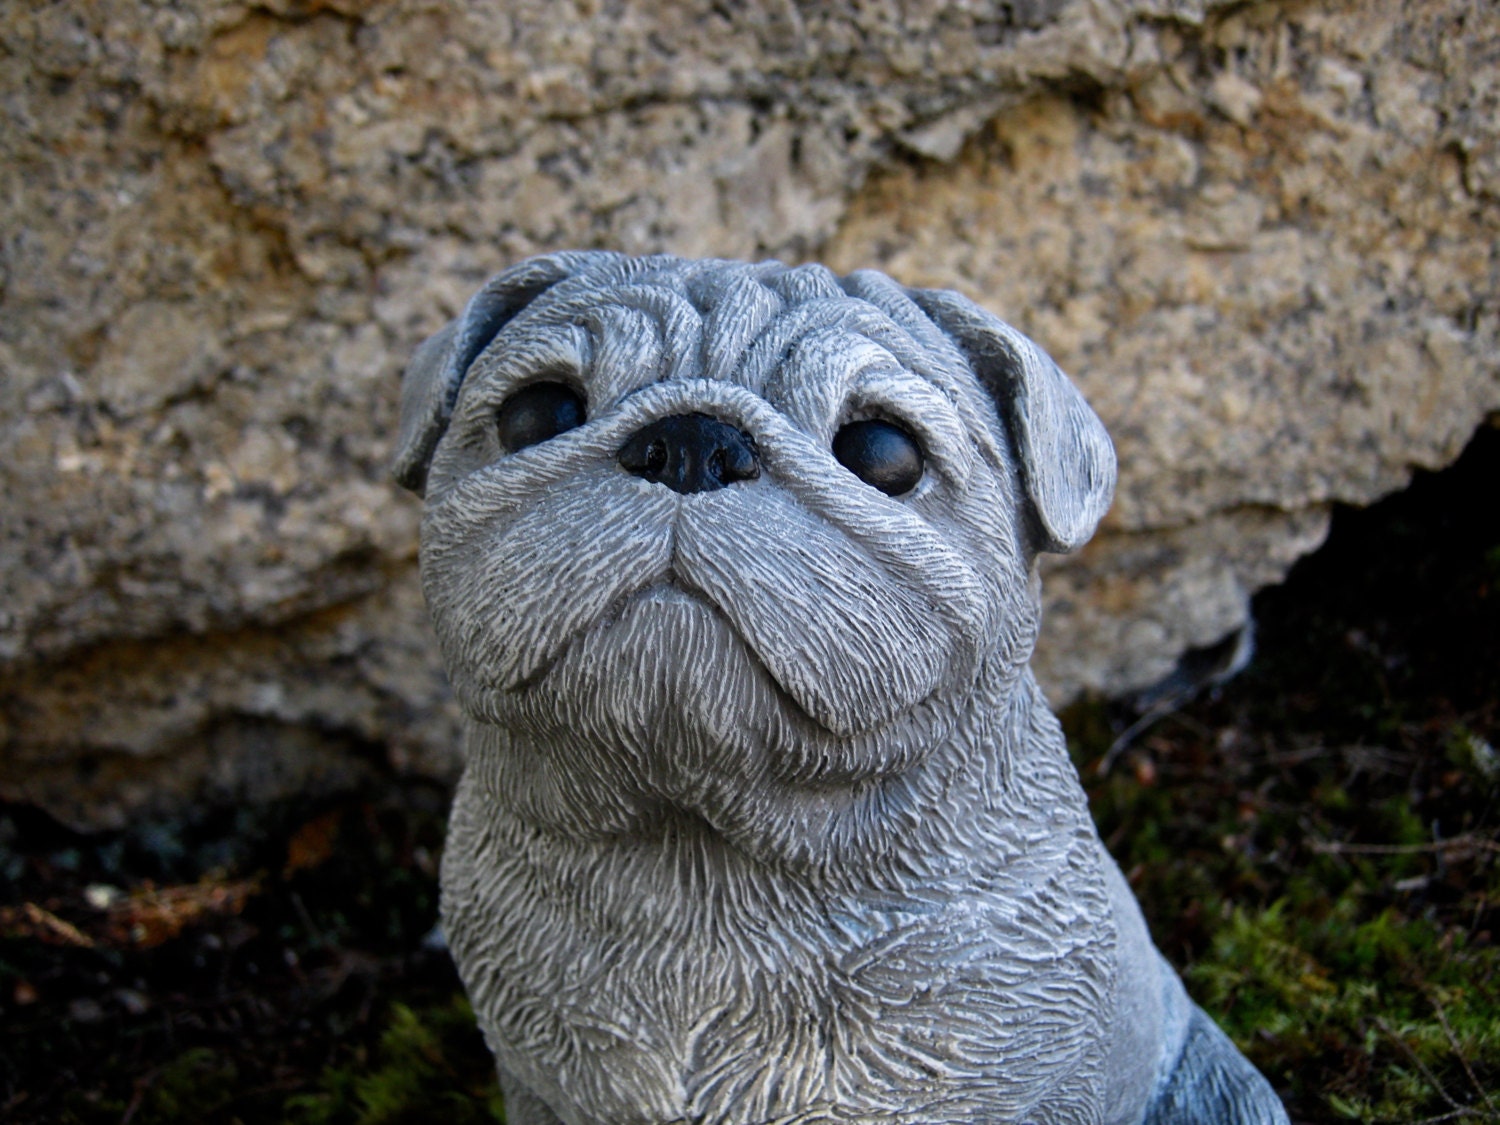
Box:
908 287 1116 554
391 251 616 495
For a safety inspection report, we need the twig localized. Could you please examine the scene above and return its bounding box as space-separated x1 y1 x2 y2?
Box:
290 890 325 949
1263 745 1340 767
1375 1017 1465 1115
1432 994 1499 1115
0 902 95 947
1310 836 1500 857
1095 701 1175 777
119 1061 166 1125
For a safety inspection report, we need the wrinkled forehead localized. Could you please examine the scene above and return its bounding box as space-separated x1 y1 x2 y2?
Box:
467 257 988 423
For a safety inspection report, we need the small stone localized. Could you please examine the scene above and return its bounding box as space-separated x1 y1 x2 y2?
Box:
83 884 122 910
113 988 150 1016
68 997 105 1024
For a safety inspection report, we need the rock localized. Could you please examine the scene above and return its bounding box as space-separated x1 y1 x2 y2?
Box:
1 580 458 832
2 0 1496 827
826 0 1500 699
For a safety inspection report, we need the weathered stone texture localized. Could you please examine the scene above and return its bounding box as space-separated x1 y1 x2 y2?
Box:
1 0 1496 826
828 0 1500 694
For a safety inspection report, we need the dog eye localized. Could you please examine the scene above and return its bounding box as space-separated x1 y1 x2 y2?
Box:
496 382 586 452
832 419 924 496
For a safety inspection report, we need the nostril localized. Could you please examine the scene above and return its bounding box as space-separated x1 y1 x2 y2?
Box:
719 439 759 483
618 413 760 495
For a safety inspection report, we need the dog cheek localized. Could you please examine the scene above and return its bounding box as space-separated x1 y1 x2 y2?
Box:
675 503 954 737
919 472 1037 642
420 475 678 701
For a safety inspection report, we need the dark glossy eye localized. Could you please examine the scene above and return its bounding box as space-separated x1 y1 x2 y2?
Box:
496 382 586 452
832 419 924 496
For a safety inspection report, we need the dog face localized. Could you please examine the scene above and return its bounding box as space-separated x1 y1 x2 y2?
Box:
395 254 1114 846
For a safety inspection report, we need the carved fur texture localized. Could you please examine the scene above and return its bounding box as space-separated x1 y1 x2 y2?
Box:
395 253 1289 1125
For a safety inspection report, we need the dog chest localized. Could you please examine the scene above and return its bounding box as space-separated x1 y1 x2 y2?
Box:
441 775 1117 1125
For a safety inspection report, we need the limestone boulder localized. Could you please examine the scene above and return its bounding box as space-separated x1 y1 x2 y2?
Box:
2 0 1496 827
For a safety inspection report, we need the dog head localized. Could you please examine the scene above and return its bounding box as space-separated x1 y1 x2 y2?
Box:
395 254 1113 835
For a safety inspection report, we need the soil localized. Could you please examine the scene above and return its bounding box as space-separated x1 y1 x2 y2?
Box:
2 423 1496 1125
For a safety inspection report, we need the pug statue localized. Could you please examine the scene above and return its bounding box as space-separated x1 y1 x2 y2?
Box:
392 252 1288 1125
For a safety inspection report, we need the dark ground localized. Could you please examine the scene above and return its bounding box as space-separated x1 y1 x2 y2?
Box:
2 423 1497 1125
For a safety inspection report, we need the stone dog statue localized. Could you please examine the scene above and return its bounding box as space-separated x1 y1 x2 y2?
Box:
392 252 1289 1125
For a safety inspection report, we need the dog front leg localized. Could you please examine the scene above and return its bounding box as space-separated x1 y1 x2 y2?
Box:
498 1066 567 1125
1142 1006 1289 1125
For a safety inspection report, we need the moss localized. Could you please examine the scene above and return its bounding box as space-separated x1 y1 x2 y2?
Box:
1067 693 1500 1122
131 1049 243 1124
1190 899 1500 1114
285 998 502 1125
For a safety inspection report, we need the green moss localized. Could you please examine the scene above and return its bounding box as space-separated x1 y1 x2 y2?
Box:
133 1049 242 1124
285 997 503 1125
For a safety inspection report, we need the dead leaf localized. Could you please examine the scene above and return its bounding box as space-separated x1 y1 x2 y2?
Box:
284 809 343 877
104 876 259 948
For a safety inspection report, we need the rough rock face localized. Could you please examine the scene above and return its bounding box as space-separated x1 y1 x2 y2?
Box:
826 2 1500 696
2 0 1496 828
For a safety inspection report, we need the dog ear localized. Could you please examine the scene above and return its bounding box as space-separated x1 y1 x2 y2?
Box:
909 287 1116 554
391 251 615 495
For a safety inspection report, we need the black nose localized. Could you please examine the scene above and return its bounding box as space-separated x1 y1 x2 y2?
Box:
618 413 760 495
